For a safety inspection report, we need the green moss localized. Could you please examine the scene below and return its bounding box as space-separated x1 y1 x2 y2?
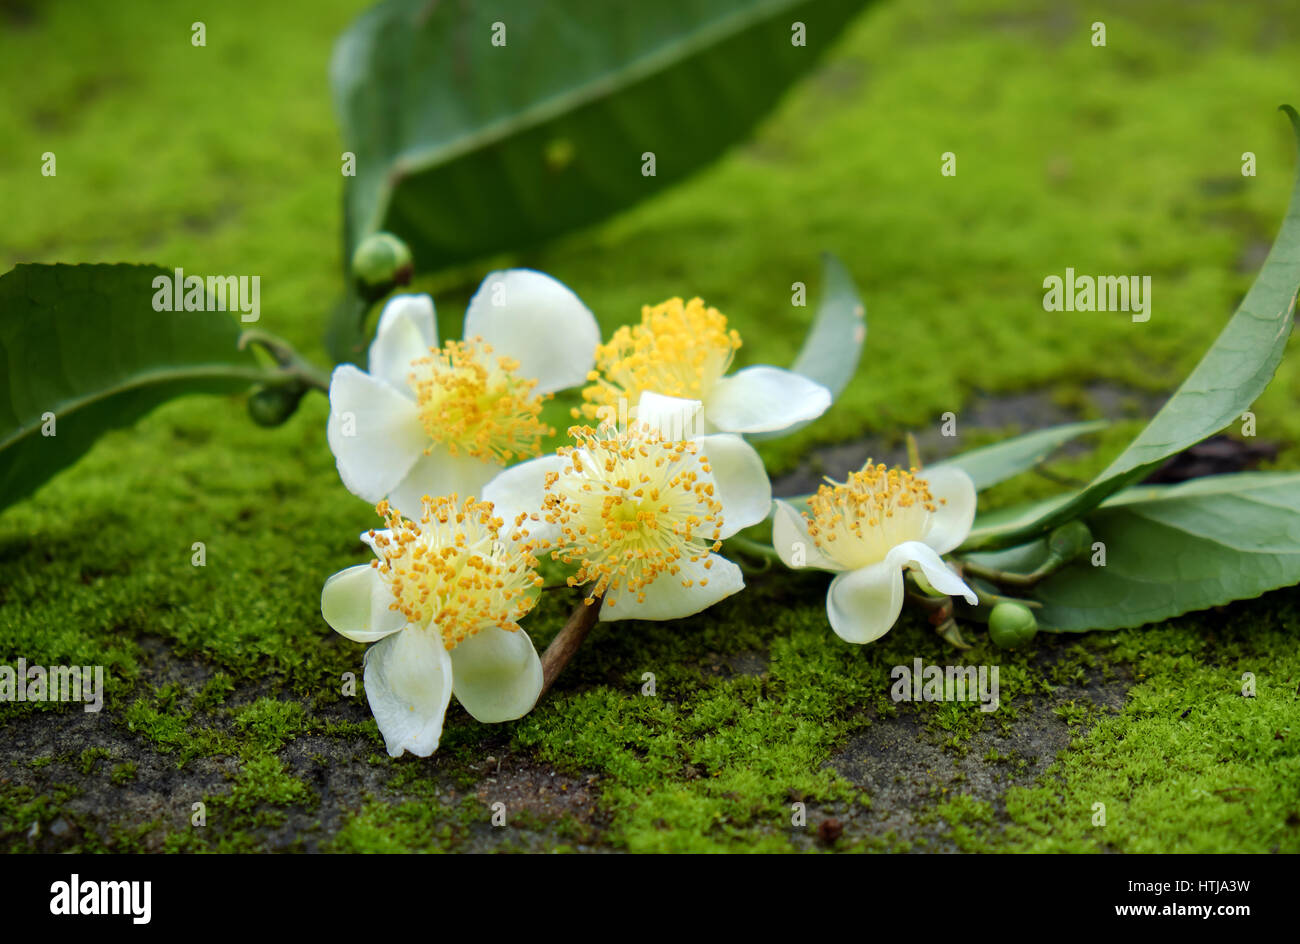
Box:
194 672 236 711
991 601 1300 853
326 795 485 854
78 747 111 776
122 691 235 764
231 698 310 754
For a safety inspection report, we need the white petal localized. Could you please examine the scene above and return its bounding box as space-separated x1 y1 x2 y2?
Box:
921 465 978 554
367 294 438 396
634 392 704 441
826 562 906 644
321 564 405 643
703 366 832 434
826 540 976 645
449 626 543 723
481 453 567 545
889 540 978 604
771 499 843 571
599 554 743 621
326 365 428 503
463 269 599 394
363 628 454 758
695 433 772 538
386 449 502 519
359 528 391 556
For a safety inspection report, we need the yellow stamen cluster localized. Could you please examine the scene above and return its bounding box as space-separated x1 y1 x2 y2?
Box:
530 424 724 606
805 462 945 569
577 297 741 420
411 337 552 463
368 495 542 650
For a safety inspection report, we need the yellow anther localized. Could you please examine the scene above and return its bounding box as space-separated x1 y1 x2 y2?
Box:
804 462 942 569
411 337 552 463
578 298 741 419
370 494 540 650
538 423 723 603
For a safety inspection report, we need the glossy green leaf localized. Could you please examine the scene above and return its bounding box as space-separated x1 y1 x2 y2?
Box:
930 420 1106 491
970 473 1300 631
331 0 873 273
0 264 270 512
964 106 1300 550
750 252 866 441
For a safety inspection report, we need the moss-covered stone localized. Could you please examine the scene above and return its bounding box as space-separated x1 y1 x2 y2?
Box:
2 0 1298 852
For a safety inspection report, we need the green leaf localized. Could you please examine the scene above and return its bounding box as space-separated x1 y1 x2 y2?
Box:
332 0 874 273
971 472 1300 632
930 420 1106 491
962 494 1072 550
964 106 1300 550
749 252 866 441
0 264 270 512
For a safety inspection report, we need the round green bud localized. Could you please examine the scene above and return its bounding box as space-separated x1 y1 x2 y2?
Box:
988 602 1038 649
247 383 304 427
351 232 413 296
1048 520 1093 564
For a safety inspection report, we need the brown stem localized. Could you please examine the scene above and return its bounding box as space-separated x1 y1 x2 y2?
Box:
539 600 600 698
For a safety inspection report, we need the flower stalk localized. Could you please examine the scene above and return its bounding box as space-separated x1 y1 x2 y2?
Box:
539 600 601 698
238 328 332 393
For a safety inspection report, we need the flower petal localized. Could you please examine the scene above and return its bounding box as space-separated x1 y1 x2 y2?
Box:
695 433 771 538
481 453 567 546
703 366 832 434
771 499 843 571
326 364 427 503
359 528 391 556
463 269 599 394
386 449 502 519
826 540 976 644
889 539 977 604
367 294 438 396
826 562 906 644
599 553 743 621
920 465 978 554
363 628 454 758
321 564 405 643
449 626 543 723
634 392 704 441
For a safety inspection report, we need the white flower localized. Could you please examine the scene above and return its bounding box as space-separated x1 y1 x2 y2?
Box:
772 462 979 644
577 296 831 436
320 495 544 757
327 270 600 517
483 395 772 621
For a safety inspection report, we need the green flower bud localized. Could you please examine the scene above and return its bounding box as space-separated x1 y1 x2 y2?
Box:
988 602 1038 649
1048 520 1093 564
247 383 304 427
351 232 413 298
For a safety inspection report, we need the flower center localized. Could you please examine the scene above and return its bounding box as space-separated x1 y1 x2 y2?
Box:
410 337 552 463
806 463 943 569
578 297 741 420
368 496 542 650
537 424 723 607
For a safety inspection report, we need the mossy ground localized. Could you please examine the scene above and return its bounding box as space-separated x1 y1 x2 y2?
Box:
1 0 1298 852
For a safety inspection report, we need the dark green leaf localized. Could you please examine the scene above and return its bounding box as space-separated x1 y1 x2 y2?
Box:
965 472 1300 631
750 252 865 440
332 0 874 273
0 264 269 512
931 420 1106 491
